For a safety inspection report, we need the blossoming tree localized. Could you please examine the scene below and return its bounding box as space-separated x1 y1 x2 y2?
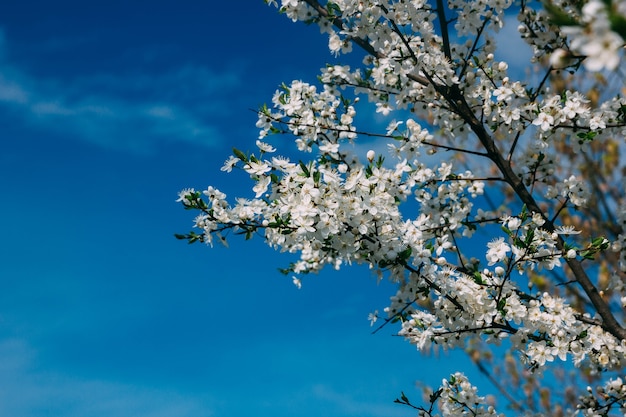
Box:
178 0 626 415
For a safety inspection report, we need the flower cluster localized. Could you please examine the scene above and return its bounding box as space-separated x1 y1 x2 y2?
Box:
578 377 626 416
180 133 484 275
559 0 625 72
437 373 503 417
519 0 625 72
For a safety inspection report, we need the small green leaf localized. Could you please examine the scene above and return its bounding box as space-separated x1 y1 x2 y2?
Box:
519 204 528 221
430 388 443 403
591 236 606 246
400 391 409 403
378 259 392 268
398 247 412 261
514 237 526 249
543 2 579 26
233 148 247 162
610 12 626 38
576 131 597 142
299 161 310 177
313 170 321 184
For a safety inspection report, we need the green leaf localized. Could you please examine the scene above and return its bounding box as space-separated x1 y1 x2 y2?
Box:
313 170 321 184
233 147 248 162
325 1 342 19
581 251 594 260
610 11 626 38
576 131 597 142
180 231 202 244
299 161 310 177
398 247 412 261
430 388 443 403
543 2 579 26
519 204 528 221
514 237 526 249
591 236 607 248
524 228 535 246
400 391 409 403
378 259 392 268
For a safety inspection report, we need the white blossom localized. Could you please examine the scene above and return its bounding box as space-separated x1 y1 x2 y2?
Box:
179 1 626 414
486 237 511 265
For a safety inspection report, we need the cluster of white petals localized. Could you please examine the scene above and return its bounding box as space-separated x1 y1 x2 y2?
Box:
519 0 625 72
578 377 626 416
181 0 626 414
438 373 503 417
559 0 625 71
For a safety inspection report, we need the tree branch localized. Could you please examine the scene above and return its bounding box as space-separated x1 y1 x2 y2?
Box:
435 0 452 60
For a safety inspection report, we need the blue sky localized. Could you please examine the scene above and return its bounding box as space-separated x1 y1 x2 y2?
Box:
0 2 517 416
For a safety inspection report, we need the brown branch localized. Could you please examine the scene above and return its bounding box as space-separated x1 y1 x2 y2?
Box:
435 0 452 60
263 112 492 158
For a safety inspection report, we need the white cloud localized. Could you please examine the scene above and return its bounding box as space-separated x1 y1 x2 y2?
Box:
146 105 175 120
309 384 408 417
0 30 241 153
31 101 75 116
0 338 216 417
0 74 28 103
